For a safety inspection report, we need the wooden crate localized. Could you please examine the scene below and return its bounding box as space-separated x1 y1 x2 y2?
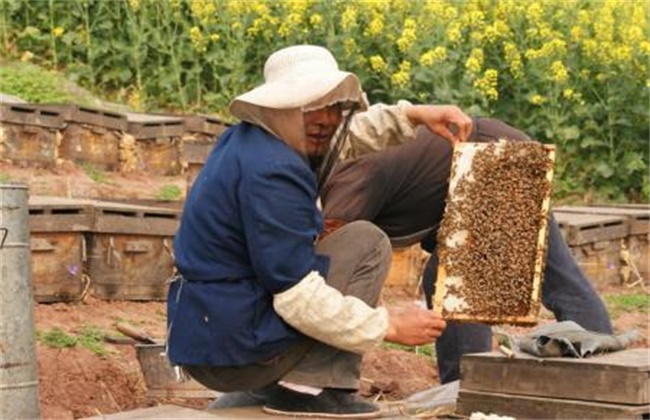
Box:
87 201 180 300
433 142 556 325
457 348 650 419
460 349 649 405
126 113 185 175
28 196 96 302
39 105 127 170
0 104 64 166
553 211 628 286
555 206 649 279
457 390 649 420
384 245 427 295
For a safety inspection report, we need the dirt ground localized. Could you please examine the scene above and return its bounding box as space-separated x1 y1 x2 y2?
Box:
2 162 648 419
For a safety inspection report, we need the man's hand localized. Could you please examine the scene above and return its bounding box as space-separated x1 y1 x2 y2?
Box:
385 304 447 346
406 104 473 144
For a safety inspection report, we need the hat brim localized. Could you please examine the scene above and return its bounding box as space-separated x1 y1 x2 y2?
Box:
230 71 365 113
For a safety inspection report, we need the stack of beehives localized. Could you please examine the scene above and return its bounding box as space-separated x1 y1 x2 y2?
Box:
0 98 228 182
29 196 180 302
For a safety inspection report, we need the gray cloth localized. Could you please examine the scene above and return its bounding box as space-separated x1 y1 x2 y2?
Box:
512 321 641 358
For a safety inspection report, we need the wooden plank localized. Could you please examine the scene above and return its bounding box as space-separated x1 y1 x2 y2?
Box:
555 206 650 235
29 196 96 232
553 211 628 245
461 349 650 405
93 201 180 236
457 389 649 420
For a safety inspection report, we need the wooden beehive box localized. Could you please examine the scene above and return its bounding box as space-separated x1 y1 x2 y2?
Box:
433 141 555 325
181 115 225 195
28 196 96 302
457 348 650 419
39 104 127 171
555 206 649 280
553 211 628 287
126 113 184 175
87 200 180 300
0 103 64 167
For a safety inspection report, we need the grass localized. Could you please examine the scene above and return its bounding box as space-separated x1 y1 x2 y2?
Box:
79 162 109 183
37 328 77 349
37 325 111 355
155 184 182 201
603 292 650 318
382 341 435 358
0 62 75 104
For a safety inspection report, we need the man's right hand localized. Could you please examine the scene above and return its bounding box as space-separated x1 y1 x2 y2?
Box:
384 304 446 346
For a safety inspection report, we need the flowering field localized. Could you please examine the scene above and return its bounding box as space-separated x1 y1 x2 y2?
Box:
1 0 648 201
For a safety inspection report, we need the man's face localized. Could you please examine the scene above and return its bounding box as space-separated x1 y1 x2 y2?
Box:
302 104 343 158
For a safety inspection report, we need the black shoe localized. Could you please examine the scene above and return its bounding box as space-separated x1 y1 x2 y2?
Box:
208 384 280 409
263 386 381 418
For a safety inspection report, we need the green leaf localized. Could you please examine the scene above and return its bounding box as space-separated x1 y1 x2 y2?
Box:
595 162 614 178
560 126 580 140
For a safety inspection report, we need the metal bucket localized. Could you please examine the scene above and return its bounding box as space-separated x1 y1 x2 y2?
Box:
135 344 218 399
0 184 40 419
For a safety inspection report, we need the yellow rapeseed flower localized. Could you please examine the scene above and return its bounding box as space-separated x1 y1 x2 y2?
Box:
189 0 217 25
364 15 384 38
189 26 207 53
128 0 140 11
640 41 650 56
530 94 546 105
503 43 523 79
279 12 302 37
52 26 64 38
550 60 568 83
474 69 499 101
397 18 417 53
419 47 447 67
344 38 357 58
310 14 323 28
341 7 357 31
446 22 462 44
391 61 411 88
369 55 387 73
465 48 484 75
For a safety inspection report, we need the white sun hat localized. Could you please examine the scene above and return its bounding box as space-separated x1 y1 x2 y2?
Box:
231 45 367 115
229 45 368 148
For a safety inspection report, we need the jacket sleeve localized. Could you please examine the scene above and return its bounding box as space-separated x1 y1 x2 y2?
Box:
342 100 417 160
273 270 389 354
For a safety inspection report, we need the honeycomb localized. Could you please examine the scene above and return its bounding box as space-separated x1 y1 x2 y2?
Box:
433 140 555 325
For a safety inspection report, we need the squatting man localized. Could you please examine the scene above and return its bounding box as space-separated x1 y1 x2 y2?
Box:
166 44 472 418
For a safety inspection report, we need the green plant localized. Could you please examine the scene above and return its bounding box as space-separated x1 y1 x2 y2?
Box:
37 328 77 348
603 292 650 318
382 341 435 358
155 184 182 201
0 61 74 103
1 0 647 201
76 325 110 355
0 173 12 183
79 162 108 183
36 325 111 355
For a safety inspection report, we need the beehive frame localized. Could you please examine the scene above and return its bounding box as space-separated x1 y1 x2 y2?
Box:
433 141 556 325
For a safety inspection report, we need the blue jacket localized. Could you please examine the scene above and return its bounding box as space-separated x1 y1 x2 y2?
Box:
168 122 329 366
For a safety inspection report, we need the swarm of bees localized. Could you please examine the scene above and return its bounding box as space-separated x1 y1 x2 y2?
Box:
434 140 555 325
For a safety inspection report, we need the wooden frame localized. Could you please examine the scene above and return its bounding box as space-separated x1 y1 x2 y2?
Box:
433 141 556 325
